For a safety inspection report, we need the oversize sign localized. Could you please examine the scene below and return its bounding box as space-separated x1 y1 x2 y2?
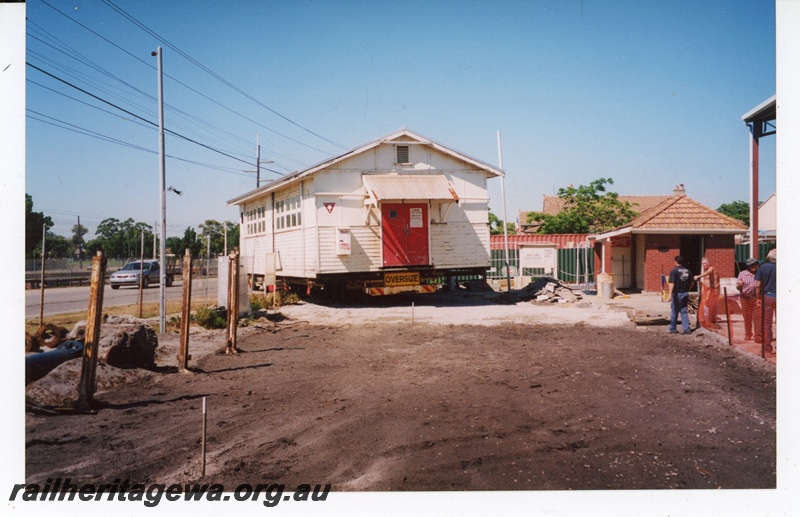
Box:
384 271 420 287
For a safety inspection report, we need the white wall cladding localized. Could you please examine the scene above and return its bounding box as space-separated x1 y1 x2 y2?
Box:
318 225 381 273
430 222 490 268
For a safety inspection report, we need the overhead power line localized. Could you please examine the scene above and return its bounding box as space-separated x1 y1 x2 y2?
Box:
37 0 333 159
27 62 258 168
101 0 347 151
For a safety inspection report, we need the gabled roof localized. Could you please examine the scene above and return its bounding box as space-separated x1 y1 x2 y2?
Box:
594 195 748 240
541 195 672 216
227 128 504 206
518 195 672 230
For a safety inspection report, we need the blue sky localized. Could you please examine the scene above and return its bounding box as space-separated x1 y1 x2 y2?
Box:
23 0 776 239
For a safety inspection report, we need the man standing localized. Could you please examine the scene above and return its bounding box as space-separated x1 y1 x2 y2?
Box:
755 249 777 352
668 255 694 334
736 258 759 340
694 257 719 328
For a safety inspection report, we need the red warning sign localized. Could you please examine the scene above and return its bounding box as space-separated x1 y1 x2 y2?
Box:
324 202 335 213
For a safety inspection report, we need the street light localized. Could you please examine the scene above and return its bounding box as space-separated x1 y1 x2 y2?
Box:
153 47 167 334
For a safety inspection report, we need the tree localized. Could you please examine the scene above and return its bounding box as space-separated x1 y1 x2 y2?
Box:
172 226 202 258
488 210 515 235
225 220 239 252
46 232 71 258
198 219 226 257
526 178 637 234
25 194 53 258
716 200 749 226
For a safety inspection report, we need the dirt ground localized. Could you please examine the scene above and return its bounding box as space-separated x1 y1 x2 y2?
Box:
25 291 776 491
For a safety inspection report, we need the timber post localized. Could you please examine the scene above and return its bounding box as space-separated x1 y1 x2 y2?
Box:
225 248 240 354
75 250 107 411
178 248 193 371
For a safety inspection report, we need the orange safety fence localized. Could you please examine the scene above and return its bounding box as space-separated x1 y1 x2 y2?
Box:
698 287 776 363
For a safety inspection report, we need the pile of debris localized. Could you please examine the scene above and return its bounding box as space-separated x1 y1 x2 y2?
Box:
498 277 586 304
25 315 160 407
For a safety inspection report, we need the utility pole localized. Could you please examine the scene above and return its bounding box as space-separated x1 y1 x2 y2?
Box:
497 131 512 292
245 133 273 187
153 47 167 333
77 215 84 270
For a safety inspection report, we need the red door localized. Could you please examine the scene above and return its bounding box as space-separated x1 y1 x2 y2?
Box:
381 203 429 266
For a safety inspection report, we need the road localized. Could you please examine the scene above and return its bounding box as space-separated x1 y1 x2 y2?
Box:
26 277 219 319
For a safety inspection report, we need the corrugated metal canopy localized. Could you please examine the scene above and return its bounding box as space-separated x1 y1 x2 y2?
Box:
363 174 460 202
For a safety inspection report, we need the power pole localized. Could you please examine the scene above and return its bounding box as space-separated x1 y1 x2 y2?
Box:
77 215 83 270
153 47 167 333
245 133 273 187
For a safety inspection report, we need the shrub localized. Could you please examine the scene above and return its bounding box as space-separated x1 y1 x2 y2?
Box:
250 291 300 311
194 306 226 329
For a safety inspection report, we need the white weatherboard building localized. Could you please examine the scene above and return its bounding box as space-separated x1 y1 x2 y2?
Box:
227 129 504 295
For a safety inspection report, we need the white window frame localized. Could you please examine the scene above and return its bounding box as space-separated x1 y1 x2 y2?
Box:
245 203 267 236
275 191 302 232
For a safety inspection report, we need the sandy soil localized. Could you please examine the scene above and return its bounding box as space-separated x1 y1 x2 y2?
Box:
25 291 776 490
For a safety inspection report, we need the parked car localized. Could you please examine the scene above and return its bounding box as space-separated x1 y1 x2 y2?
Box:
109 260 173 289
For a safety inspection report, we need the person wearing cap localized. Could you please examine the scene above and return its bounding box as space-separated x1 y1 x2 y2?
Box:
754 249 777 352
736 258 759 341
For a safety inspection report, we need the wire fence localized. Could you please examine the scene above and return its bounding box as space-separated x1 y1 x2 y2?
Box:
25 256 222 334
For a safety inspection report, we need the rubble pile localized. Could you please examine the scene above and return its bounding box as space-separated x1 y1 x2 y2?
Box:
498 277 586 304
26 315 160 407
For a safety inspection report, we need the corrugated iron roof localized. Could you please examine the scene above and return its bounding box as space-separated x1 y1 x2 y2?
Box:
363 174 459 202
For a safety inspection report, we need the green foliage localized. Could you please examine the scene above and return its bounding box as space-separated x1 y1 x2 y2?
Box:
194 307 226 329
716 200 749 226
25 194 53 258
526 178 637 234
198 220 239 257
250 291 300 312
488 210 516 235
90 218 153 259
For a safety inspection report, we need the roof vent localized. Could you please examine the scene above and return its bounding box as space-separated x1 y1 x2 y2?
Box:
673 184 686 196
396 145 410 164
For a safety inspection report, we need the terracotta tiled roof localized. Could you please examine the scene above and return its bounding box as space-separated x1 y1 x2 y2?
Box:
625 196 748 230
518 195 671 230
540 195 672 216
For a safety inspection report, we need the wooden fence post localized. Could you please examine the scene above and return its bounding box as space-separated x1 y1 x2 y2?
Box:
179 249 193 371
75 250 107 411
225 248 240 354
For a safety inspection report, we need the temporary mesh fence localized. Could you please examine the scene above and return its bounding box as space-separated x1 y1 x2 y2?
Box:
697 287 776 362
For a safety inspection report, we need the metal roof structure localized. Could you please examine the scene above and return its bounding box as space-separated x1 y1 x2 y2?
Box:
362 174 459 203
742 95 777 255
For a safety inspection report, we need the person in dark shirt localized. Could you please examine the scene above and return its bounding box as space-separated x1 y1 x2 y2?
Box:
754 249 777 351
667 255 694 334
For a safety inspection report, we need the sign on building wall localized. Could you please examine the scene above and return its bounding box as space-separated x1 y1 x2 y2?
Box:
336 228 351 255
409 207 423 228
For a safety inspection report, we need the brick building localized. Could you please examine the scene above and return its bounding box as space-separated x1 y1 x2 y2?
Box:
592 188 748 292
